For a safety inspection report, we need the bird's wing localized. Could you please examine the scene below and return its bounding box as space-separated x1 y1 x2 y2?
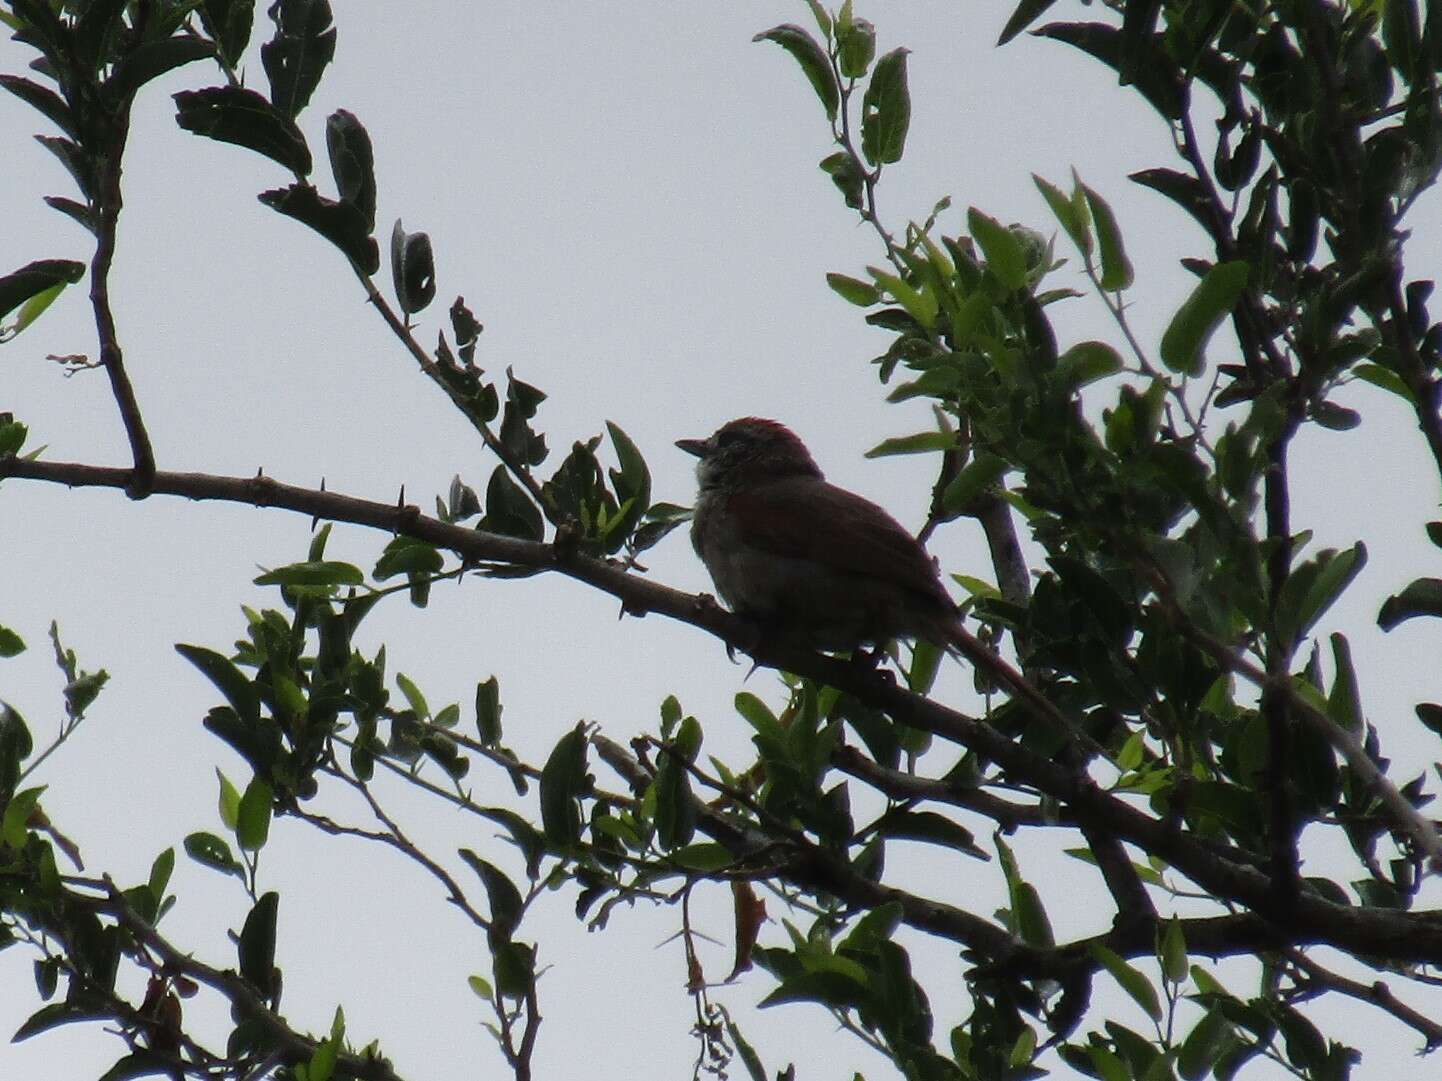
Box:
727 479 951 605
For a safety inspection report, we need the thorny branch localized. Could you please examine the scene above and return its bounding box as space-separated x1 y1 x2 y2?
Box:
5 454 1442 964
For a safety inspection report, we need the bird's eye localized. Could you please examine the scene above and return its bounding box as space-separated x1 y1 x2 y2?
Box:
715 430 744 448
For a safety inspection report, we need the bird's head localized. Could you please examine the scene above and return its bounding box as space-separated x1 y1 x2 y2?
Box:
676 417 823 490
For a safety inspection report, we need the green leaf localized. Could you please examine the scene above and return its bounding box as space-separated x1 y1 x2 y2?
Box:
734 692 784 743
1178 1007 1231 1080
467 974 494 1000
864 431 955 457
493 940 536 999
1352 362 1413 402
0 419 27 457
395 672 429 719
1079 180 1134 290
476 676 502 745
752 24 839 120
654 752 697 849
668 842 735 872
1009 1026 1038 1068
238 891 280 997
261 0 336 119
967 207 1027 290
1378 577 1442 630
827 272 880 306
941 452 1007 513
867 266 937 328
860 48 911 165
237 777 273 851
373 535 443 580
148 847 176 904
1157 917 1187 984
1159 261 1248 376
4 282 64 339
174 86 313 177
217 769 242 830
2 785 44 849
1090 944 1162 1020
837 17 876 78
1032 173 1091 258
183 830 242 874
804 0 831 38
1326 633 1361 733
459 849 523 940
605 420 652 548
539 723 589 848
0 259 85 323
253 560 363 588
1058 340 1123 390
0 626 25 658
176 644 259 727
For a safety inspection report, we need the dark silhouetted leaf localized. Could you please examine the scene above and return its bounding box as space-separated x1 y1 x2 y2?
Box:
1034 22 1184 120
1378 577 1442 630
36 135 97 201
819 150 865 210
176 644 259 726
199 0 257 68
998 0 1059 45
111 38 215 99
238 891 279 997
475 676 502 745
539 723 589 848
262 0 335 119
753 24 838 120
259 183 379 273
0 75 78 140
174 86 312 177
459 849 522 941
1129 168 1212 233
326 109 375 231
0 259 85 322
390 219 436 314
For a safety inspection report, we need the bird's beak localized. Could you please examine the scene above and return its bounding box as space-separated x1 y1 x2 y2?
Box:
675 437 708 458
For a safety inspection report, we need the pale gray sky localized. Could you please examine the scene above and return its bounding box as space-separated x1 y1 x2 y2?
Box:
3 4 1441 1079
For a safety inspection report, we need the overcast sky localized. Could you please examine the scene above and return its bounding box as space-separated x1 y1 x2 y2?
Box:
4 4 1442 1079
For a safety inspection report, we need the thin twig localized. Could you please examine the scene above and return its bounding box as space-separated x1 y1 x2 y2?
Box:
354 275 562 527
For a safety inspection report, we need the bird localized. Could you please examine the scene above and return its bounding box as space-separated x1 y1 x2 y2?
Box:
676 417 963 653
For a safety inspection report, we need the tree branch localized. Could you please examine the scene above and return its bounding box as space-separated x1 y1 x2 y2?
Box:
7 455 1442 963
88 876 407 1081
90 108 156 498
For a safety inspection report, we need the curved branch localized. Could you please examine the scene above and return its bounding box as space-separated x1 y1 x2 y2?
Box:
90 109 155 498
6 456 1442 964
